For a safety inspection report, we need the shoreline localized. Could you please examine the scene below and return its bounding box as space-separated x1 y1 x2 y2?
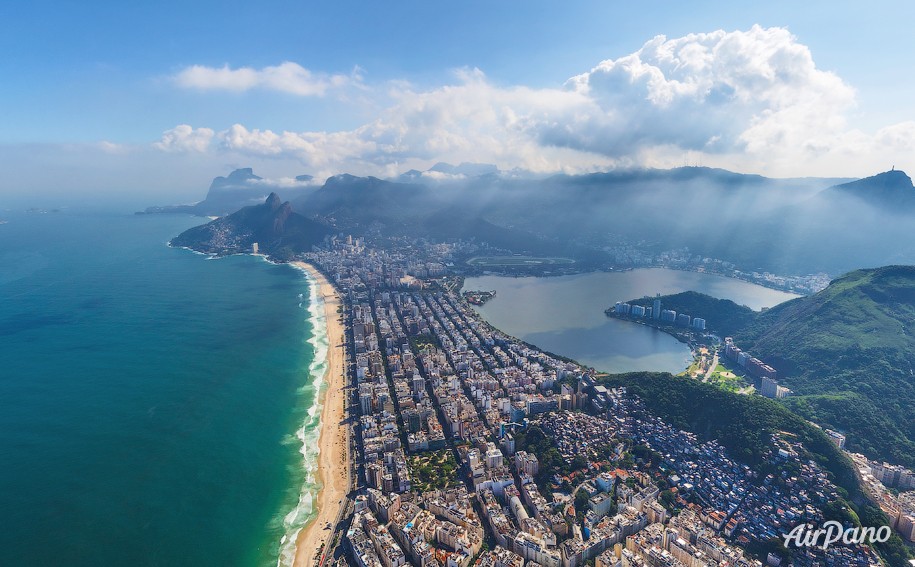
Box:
463 265 811 296
643 265 811 296
289 261 348 567
605 313 693 345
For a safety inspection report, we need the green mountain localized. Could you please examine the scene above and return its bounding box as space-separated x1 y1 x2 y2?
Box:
170 193 331 258
295 173 442 228
600 372 913 567
148 166 915 274
626 291 757 334
293 174 605 263
300 167 915 274
829 169 915 210
637 267 915 467
736 266 915 467
599 372 860 494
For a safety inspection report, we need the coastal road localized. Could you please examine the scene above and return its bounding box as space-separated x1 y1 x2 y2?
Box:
702 352 719 383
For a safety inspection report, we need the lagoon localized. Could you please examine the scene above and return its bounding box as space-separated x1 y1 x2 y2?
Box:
462 268 799 374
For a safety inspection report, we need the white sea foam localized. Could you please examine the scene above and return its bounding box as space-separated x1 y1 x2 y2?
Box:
168 243 216 258
276 266 330 567
177 250 330 565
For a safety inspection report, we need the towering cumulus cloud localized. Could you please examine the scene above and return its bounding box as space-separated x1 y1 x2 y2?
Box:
154 125 215 153
555 26 854 157
156 26 909 177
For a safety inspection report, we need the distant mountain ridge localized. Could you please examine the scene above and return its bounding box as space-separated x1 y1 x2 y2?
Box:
150 166 915 274
624 291 758 335
829 169 915 209
140 168 318 217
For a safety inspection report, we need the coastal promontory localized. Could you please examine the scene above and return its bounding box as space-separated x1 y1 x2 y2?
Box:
170 193 331 258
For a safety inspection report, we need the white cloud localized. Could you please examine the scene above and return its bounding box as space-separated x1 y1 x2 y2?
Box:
218 124 380 170
553 25 856 159
152 30 915 178
873 121 915 151
173 62 354 96
169 69 604 177
154 124 215 153
421 171 466 181
97 141 130 154
249 176 319 188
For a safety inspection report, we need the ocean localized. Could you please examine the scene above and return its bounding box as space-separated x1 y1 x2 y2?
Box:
463 270 799 374
0 210 326 566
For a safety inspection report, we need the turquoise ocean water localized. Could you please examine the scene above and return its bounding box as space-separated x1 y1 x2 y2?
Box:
0 211 326 566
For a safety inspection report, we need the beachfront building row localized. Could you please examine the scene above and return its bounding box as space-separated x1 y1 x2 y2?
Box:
611 300 707 332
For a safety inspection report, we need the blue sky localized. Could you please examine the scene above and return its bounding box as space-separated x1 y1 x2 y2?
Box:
2 1 915 202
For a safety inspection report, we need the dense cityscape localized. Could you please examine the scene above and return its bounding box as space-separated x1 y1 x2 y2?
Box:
296 234 911 567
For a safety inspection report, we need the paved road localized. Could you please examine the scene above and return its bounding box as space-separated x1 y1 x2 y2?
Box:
702 352 719 383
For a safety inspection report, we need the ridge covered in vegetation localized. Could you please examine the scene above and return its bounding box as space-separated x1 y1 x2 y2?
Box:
631 266 915 468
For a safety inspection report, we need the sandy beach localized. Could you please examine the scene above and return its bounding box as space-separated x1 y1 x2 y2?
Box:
290 261 349 567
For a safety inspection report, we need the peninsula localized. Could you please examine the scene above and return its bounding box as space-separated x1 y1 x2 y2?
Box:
608 270 915 471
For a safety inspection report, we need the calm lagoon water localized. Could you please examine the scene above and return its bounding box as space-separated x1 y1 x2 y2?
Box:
463 269 799 374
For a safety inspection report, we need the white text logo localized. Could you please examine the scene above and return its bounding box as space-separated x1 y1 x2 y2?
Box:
783 521 892 550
